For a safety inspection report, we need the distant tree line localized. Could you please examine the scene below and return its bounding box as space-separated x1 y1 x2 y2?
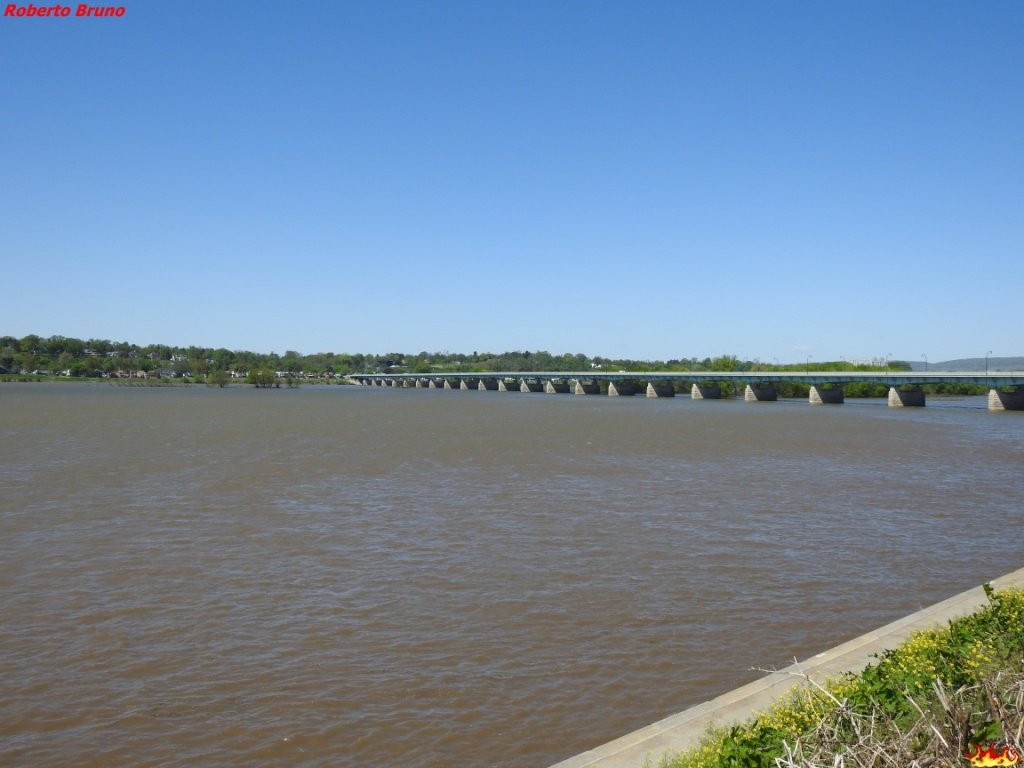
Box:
0 334 913 378
3 333 985 394
0 334 394 379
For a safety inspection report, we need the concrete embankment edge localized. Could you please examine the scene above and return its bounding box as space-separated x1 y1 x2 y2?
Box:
548 566 1024 768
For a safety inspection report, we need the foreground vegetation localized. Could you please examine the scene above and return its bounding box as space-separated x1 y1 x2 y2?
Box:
666 585 1024 768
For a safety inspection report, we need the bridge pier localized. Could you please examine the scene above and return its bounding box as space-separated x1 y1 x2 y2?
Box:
809 385 844 405
355 373 1024 406
888 386 925 407
646 382 675 398
608 380 635 396
691 383 721 399
574 381 601 395
988 388 1024 411
744 383 778 402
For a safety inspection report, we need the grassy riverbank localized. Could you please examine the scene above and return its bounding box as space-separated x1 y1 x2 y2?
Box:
667 585 1024 768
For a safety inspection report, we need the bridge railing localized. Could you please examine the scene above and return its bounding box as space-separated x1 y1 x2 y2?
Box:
353 371 1024 387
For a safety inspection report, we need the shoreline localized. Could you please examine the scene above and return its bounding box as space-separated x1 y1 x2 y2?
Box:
548 565 1024 768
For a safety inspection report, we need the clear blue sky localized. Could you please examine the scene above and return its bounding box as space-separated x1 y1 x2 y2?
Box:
2 1 1021 363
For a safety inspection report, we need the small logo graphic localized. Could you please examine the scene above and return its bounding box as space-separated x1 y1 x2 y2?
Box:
964 743 1021 767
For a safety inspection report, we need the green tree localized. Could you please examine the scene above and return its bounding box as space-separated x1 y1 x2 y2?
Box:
0 343 16 371
19 334 41 353
189 358 209 377
81 357 101 377
14 351 40 372
710 354 741 371
56 352 75 372
45 335 83 357
247 368 278 388
211 348 233 370
206 369 230 388
282 350 302 373
86 338 112 355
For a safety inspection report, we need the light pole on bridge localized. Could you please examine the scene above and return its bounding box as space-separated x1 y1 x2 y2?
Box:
922 354 928 372
986 350 993 375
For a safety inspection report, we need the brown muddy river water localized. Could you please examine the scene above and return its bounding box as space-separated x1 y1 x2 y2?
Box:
1 382 1022 767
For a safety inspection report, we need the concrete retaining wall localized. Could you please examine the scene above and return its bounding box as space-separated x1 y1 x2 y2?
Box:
548 566 1024 768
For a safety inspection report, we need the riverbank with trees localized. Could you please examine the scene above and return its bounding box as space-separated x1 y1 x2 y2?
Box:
0 333 996 396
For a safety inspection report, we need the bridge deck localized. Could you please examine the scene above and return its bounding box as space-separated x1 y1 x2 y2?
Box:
355 371 1024 387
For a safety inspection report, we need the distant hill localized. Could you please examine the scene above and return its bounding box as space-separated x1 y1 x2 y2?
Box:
910 357 1024 372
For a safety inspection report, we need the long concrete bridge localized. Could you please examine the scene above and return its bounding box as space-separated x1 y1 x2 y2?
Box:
350 371 1024 410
